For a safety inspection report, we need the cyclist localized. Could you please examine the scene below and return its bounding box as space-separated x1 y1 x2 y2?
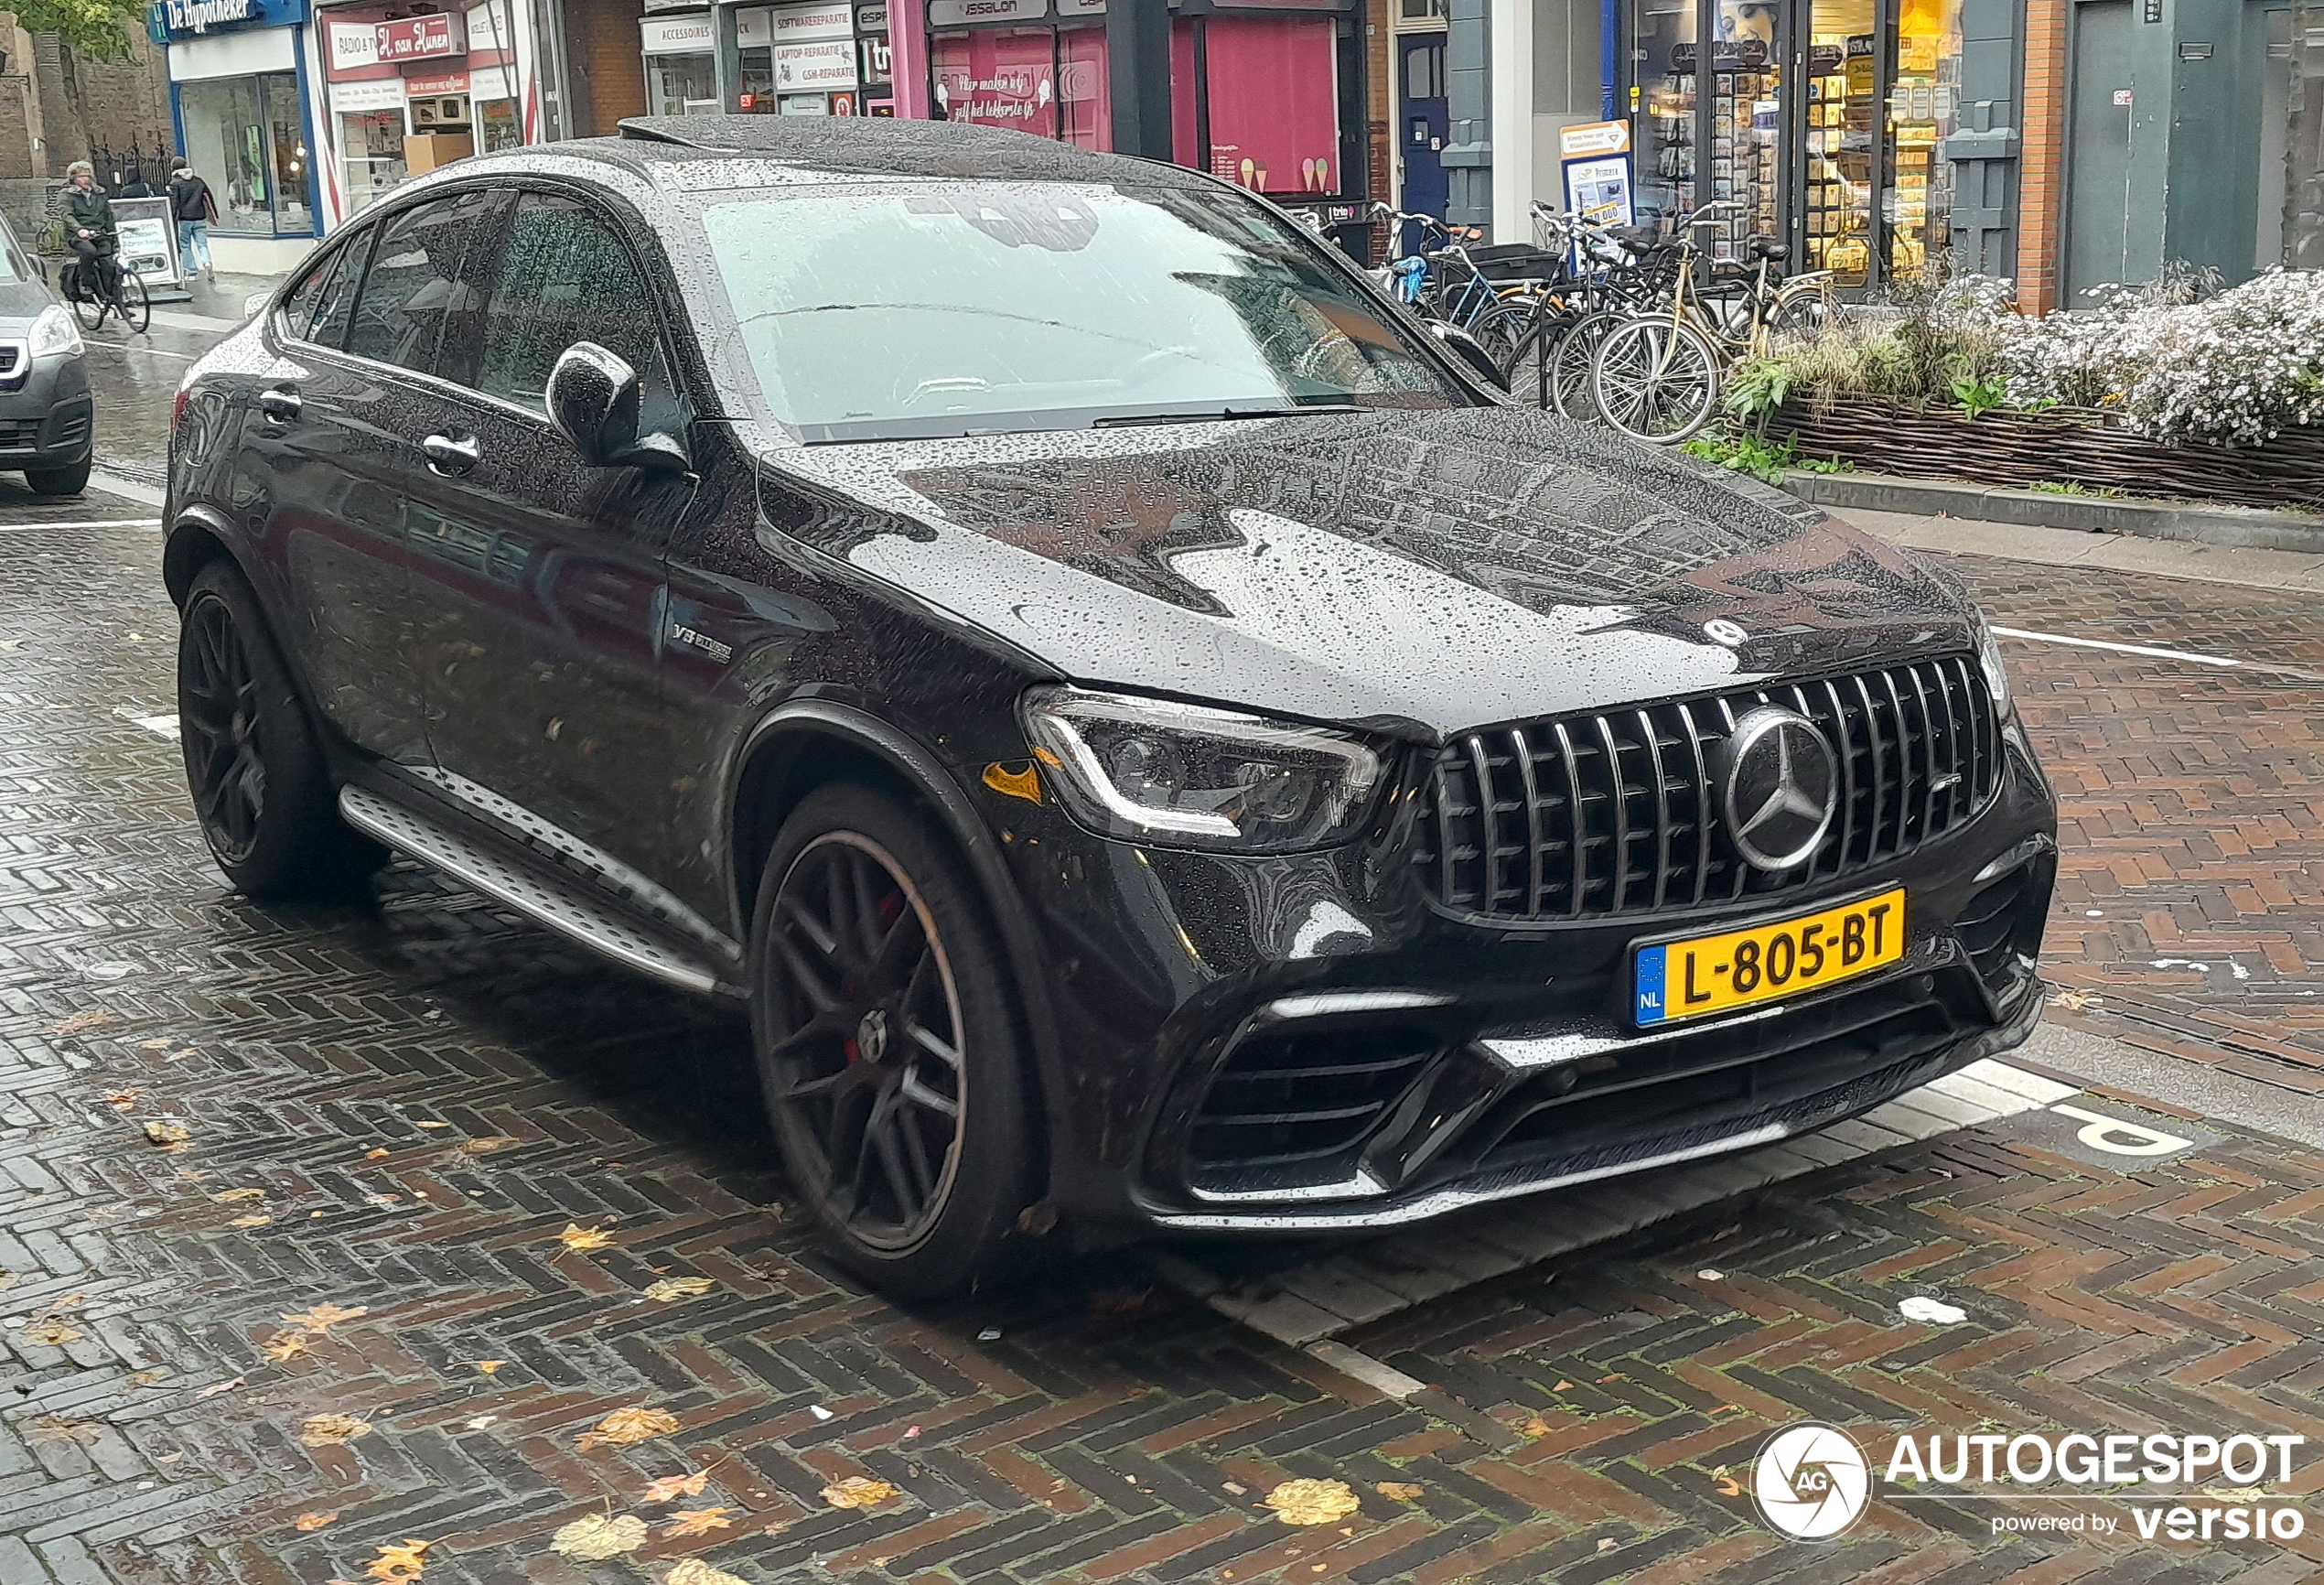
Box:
62 161 124 314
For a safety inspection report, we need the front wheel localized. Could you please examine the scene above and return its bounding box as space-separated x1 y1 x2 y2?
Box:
117 269 150 334
749 782 1036 1298
25 458 90 496
1589 317 1723 443
68 266 105 332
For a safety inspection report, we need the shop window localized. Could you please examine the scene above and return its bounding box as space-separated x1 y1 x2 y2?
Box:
178 72 310 237
931 28 1060 138
648 51 719 114
475 194 683 432
1058 24 1108 150
1201 16 1340 195
337 106 408 218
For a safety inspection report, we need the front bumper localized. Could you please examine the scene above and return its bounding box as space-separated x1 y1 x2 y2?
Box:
988 713 2058 1234
0 352 92 465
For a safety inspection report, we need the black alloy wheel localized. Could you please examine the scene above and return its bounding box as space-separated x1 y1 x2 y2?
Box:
176 562 385 896
750 783 1033 1296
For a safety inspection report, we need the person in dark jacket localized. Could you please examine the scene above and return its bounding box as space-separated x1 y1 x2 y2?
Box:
168 163 219 279
61 161 123 306
116 167 156 199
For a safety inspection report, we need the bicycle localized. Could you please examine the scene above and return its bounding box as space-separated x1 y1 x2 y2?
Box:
1367 203 1555 370
60 249 150 336
1586 203 1834 444
1501 203 1689 419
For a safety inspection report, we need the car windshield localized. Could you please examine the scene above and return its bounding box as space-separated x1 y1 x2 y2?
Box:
692 180 1466 443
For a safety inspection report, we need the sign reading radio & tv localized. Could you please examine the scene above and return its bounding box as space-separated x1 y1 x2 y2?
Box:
147 0 307 41
376 12 467 62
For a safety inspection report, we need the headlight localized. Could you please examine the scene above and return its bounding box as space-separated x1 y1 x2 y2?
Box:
27 304 81 359
1019 685 1383 852
1975 620 2012 714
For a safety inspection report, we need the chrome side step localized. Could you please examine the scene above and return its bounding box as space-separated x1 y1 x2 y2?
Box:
339 785 730 997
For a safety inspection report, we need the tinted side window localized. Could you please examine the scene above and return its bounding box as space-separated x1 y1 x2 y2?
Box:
343 190 500 376
476 194 683 432
277 246 343 344
306 243 365 349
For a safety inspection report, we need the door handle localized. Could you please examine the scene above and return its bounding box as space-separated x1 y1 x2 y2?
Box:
258 386 301 423
422 432 481 475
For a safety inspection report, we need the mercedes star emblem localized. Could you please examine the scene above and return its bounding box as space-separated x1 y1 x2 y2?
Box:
1721 706 1840 872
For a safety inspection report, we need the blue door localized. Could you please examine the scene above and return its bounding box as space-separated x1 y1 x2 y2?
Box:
1399 36 1449 230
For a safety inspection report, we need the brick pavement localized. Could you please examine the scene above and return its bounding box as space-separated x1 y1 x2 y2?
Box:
0 521 2319 1583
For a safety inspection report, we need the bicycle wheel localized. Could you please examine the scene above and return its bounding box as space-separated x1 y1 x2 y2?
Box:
1550 310 1626 422
1767 278 1833 340
1589 317 1722 443
1505 317 1562 408
117 270 150 334
67 266 104 332
1463 297 1529 372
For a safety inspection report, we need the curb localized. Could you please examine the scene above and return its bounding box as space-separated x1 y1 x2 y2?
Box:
1780 469 2324 554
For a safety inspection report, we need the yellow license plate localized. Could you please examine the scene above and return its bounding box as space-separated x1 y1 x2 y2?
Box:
1633 888 1906 1026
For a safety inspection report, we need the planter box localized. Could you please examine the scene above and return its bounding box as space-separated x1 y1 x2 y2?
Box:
1773 395 2324 514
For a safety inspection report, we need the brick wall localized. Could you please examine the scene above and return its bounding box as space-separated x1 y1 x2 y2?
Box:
565 0 649 137
1365 0 1389 261
2016 0 2066 314
69 33 172 167
0 76 28 179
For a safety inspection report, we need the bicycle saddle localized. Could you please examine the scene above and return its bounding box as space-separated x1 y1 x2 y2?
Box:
1748 238 1791 262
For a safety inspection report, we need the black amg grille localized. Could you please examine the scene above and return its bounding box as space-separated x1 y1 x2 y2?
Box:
1415 655 2002 922
1187 1028 1437 1177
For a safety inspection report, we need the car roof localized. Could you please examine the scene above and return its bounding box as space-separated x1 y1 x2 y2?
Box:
474 114 1219 190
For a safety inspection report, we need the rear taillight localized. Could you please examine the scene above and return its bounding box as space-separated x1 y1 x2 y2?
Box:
170 383 189 434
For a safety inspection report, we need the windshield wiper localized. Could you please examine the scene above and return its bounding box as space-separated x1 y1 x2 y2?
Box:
1090 404 1361 427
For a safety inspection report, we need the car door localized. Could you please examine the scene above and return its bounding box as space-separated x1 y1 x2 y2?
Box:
398 186 707 897
239 224 438 764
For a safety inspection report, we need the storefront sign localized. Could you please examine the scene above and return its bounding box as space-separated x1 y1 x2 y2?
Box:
327 17 385 74
113 197 180 286
147 0 305 39
642 9 780 52
1057 0 1105 13
1556 118 1634 267
860 33 891 82
377 12 466 62
331 75 409 112
775 38 857 89
927 0 1046 23
465 0 509 49
769 1 852 40
855 3 886 30
405 67 469 95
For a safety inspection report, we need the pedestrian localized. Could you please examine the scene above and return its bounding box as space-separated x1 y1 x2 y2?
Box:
60 160 123 308
168 161 219 280
116 166 156 199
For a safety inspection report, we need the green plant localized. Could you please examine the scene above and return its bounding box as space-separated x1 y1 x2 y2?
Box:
16 0 147 60
2025 480 2087 495
1680 427 1802 484
1721 359 1792 433
1949 368 2010 419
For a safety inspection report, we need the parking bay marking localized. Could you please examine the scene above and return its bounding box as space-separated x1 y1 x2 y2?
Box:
1989 626 2245 669
0 518 163 534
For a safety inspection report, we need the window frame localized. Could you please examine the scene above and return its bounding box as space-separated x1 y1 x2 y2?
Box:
272 232 369 349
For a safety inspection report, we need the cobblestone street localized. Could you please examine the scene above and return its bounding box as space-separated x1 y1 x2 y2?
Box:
4 332 2324 1584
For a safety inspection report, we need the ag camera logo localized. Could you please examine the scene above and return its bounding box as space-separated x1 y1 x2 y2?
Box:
1753 1422 1871 1540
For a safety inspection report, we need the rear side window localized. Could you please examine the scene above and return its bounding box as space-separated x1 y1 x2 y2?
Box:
342 189 502 377
277 245 358 347
475 193 683 432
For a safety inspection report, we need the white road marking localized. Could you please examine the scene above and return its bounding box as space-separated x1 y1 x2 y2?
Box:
81 340 199 361
0 517 163 532
1989 624 2247 669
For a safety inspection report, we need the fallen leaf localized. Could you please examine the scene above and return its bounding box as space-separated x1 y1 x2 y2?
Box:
1517 1415 1553 1439
1264 1479 1361 1526
20 1321 81 1346
457 1136 518 1155
474 1360 505 1375
298 1412 372 1448
365 1148 390 1160
464 1415 497 1430
294 1512 339 1532
662 1507 733 1537
549 1513 647 1562
1373 1482 1424 1502
1222 1481 1248 1495
664 1563 749 1585
51 1011 115 1035
230 1214 272 1228
365 1538 431 1582
137 1038 170 1050
1553 1380 1572 1391
281 1302 368 1334
27 1415 99 1445
576 1407 680 1450
126 1368 165 1386
556 1224 616 1253
414 1121 451 1129
211 1188 266 1202
142 1121 191 1148
263 1332 310 1362
641 1276 713 1303
642 1470 713 1503
102 1091 140 1110
1713 1467 1742 1497
822 1475 899 1510
195 1375 245 1398
1598 1538 1619 1552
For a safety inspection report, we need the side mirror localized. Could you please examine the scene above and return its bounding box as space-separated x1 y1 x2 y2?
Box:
544 340 691 474
1426 321 1511 392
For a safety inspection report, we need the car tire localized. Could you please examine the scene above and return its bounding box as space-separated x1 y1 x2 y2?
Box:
25 459 90 496
748 782 1036 1299
177 560 386 897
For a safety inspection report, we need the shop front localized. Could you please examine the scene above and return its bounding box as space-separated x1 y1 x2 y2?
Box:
909 0 1366 223
1622 0 1963 286
155 0 323 273
315 0 534 227
640 2 874 116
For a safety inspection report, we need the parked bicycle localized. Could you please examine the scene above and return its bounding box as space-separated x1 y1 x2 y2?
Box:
1500 202 1692 419
1367 203 1556 370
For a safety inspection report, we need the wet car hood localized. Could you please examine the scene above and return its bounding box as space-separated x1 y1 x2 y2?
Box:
757 405 1977 740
